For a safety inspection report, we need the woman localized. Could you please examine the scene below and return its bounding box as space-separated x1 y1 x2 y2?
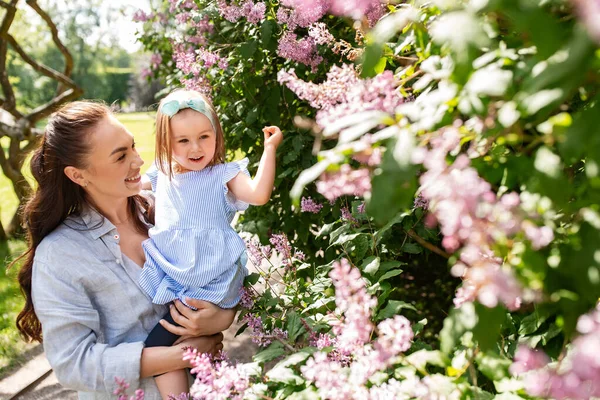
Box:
15 101 231 399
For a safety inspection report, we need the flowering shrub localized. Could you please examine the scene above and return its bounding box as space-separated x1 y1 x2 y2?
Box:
134 0 600 398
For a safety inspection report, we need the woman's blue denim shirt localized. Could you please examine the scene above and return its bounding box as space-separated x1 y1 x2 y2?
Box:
31 206 168 399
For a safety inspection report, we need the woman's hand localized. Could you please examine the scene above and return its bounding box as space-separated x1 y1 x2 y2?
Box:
160 298 236 336
263 126 283 150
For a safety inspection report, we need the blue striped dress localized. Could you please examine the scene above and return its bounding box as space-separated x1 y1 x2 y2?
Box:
139 158 250 309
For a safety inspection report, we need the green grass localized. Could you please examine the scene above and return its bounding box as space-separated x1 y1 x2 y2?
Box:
0 112 155 375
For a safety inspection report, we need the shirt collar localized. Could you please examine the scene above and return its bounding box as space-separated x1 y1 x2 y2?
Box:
80 205 116 240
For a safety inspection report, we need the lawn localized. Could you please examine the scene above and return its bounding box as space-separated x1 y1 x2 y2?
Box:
0 112 155 375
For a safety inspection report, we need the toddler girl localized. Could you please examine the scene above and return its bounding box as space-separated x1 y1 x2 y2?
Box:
140 89 282 398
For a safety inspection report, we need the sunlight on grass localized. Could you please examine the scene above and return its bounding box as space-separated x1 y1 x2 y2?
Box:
0 112 156 228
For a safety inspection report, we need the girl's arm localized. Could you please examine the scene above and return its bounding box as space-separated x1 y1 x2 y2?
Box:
227 126 283 205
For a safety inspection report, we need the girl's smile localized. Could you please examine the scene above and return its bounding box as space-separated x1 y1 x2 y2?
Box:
170 109 216 172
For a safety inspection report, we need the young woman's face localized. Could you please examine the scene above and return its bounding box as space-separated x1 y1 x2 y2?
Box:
81 114 144 200
170 109 216 172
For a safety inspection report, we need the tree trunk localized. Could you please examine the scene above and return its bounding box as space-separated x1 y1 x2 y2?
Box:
0 217 7 241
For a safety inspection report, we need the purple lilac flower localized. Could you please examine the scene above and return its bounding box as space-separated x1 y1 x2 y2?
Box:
277 31 323 71
357 202 366 214
132 9 153 22
243 313 288 347
269 233 293 264
239 287 255 309
278 0 329 29
308 22 336 45
301 196 324 213
218 0 266 24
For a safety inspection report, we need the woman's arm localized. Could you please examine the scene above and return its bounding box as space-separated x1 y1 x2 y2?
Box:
33 258 222 392
227 126 283 205
33 259 147 392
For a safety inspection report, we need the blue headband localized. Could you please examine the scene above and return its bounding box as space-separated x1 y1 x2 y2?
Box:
161 98 216 131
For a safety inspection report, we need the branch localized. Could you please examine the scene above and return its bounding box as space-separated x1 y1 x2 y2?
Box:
6 34 78 89
406 229 451 259
26 0 74 93
0 0 21 118
27 86 83 125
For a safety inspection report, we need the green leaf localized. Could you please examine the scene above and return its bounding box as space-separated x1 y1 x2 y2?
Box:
239 39 258 59
518 309 549 336
473 304 506 352
374 212 409 244
405 349 449 370
361 256 381 275
476 352 512 382
245 272 260 286
286 312 306 342
367 138 417 224
376 300 416 320
265 366 304 385
253 341 285 363
440 303 477 354
402 242 422 254
377 269 403 283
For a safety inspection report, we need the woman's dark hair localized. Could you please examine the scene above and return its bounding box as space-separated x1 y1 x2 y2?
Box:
14 101 152 342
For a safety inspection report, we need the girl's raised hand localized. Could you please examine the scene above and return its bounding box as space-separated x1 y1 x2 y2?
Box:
263 126 283 149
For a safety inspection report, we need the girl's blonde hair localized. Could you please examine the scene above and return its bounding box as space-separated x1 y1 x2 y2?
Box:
155 89 225 177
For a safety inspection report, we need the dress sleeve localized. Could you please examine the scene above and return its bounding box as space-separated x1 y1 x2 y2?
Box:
222 157 250 211
145 163 159 192
32 257 144 393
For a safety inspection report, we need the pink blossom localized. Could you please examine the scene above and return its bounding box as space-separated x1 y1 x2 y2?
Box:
301 196 324 213
414 125 554 310
572 0 600 43
113 377 144 400
375 315 413 356
184 348 250 400
308 22 336 45
278 64 403 128
329 258 376 354
510 345 550 376
140 68 152 79
316 164 371 202
150 53 162 69
516 306 600 399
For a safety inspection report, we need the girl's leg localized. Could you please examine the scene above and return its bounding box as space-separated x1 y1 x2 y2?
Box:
155 370 189 400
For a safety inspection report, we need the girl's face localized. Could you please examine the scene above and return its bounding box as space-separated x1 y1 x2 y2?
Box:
170 109 216 172
80 115 144 200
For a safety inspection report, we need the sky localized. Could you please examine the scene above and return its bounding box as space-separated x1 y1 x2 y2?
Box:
102 0 152 53
102 0 150 53
19 0 153 54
